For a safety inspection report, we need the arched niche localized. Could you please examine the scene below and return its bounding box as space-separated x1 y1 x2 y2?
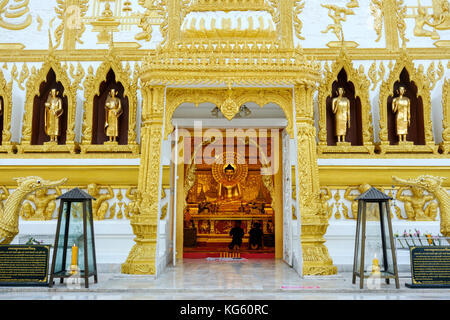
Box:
31 68 69 145
91 69 129 145
317 52 374 155
325 68 363 146
386 68 425 146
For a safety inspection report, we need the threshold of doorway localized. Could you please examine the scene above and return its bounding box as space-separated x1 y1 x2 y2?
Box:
183 252 274 259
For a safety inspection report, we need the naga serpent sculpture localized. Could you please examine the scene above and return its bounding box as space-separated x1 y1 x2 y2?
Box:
392 175 449 238
0 176 67 244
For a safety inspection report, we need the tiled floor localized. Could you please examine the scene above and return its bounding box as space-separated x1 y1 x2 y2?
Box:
0 259 449 300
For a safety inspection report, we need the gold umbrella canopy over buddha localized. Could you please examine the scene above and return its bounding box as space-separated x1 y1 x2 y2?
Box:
212 152 248 187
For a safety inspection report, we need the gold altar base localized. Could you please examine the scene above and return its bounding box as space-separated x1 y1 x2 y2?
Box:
80 143 139 155
121 216 157 275
301 217 337 276
318 143 375 155
376 141 439 154
16 142 78 154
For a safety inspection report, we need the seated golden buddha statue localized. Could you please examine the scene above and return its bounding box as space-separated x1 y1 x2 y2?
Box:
217 164 244 212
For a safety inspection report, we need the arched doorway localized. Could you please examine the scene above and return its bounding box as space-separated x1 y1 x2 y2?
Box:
168 101 296 265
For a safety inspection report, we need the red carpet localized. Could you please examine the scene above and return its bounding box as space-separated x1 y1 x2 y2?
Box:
183 252 274 259
183 246 275 259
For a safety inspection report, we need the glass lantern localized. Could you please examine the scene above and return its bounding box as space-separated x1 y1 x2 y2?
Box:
49 188 98 288
352 187 400 289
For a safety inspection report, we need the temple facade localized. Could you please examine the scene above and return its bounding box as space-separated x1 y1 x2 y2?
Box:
0 0 449 277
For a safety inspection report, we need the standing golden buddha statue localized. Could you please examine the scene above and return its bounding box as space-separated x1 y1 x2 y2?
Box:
44 89 63 143
392 86 411 143
331 87 350 143
104 89 122 143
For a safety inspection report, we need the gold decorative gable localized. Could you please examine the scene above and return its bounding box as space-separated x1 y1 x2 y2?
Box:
317 50 374 155
377 51 437 154
17 53 80 154
80 50 139 155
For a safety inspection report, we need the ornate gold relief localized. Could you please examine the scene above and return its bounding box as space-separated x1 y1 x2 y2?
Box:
377 51 438 154
404 0 450 47
0 0 32 30
0 68 13 153
320 1 360 48
54 0 89 50
164 87 294 139
440 78 450 154
17 52 79 154
318 51 374 155
396 186 438 221
20 187 62 221
80 50 139 155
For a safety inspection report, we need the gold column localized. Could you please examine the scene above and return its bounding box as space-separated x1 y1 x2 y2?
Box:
122 86 165 274
294 84 337 276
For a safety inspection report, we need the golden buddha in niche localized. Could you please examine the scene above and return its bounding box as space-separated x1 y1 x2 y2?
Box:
392 86 410 142
44 89 63 143
218 164 242 202
331 87 350 143
104 89 122 143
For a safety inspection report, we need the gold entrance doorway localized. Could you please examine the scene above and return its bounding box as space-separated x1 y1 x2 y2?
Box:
173 126 285 260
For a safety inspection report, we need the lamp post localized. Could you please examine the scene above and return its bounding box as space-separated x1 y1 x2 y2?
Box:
49 188 98 288
352 187 400 289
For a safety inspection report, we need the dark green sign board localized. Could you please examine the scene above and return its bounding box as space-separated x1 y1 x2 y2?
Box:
0 245 50 286
406 246 450 288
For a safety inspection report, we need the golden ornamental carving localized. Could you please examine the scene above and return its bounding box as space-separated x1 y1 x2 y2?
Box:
293 1 305 41
404 0 450 47
164 88 294 139
368 61 385 91
20 187 62 221
317 50 375 155
395 186 438 221
135 0 166 43
0 0 32 31
11 63 29 91
396 0 409 48
17 52 79 154
370 0 384 42
80 50 139 155
54 0 89 50
393 175 450 237
440 78 450 154
377 51 437 154
0 177 66 244
0 68 13 153
320 1 360 48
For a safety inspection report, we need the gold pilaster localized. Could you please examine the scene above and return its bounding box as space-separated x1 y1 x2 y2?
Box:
122 86 165 275
295 83 337 276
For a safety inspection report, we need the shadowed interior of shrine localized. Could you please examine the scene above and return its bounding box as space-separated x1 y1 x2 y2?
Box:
181 128 279 258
